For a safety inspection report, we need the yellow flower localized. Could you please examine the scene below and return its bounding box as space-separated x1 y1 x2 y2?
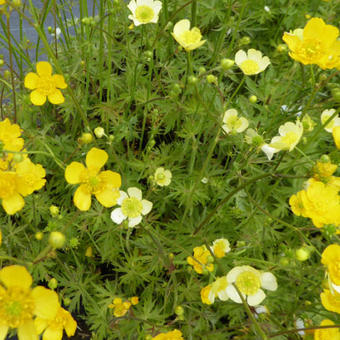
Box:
172 19 206 51
226 265 277 306
108 298 132 317
65 147 121 211
24 61 67 106
234 49 270 75
282 18 340 69
35 306 77 340
269 121 303 152
152 329 184 340
333 126 340 149
127 0 162 26
321 109 340 133
321 289 340 314
322 244 340 285
313 161 337 181
187 245 214 274
201 276 229 305
130 296 139 305
0 265 59 340
154 167 172 187
314 319 340 340
211 238 230 258
222 109 249 134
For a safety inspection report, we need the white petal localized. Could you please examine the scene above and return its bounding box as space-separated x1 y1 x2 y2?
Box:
128 215 142 227
117 191 128 205
153 1 162 15
226 285 243 303
226 266 249 283
127 0 137 13
247 289 266 306
141 199 153 215
235 117 249 133
331 282 340 294
234 50 247 66
217 289 229 301
111 208 126 224
261 144 278 160
247 49 262 61
173 19 190 36
127 187 142 200
260 272 277 291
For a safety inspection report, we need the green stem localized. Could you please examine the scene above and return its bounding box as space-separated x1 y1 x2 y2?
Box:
191 0 197 26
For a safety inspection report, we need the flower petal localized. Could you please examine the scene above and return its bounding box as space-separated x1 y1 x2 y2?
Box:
52 74 67 89
234 50 247 66
111 208 126 224
95 188 120 208
17 320 38 340
2 192 25 215
247 289 266 306
74 185 92 211
260 272 277 291
117 191 128 205
86 147 108 171
141 199 152 215
173 19 190 36
226 266 249 283
65 162 85 184
0 325 8 340
42 326 63 340
32 286 59 319
127 0 137 13
226 284 243 303
34 317 49 335
0 265 32 289
30 90 46 106
128 215 142 227
48 89 65 105
127 187 142 200
24 72 39 90
36 61 52 77
98 171 121 188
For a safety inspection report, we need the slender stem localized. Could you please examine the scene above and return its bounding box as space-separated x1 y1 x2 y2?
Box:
191 0 197 26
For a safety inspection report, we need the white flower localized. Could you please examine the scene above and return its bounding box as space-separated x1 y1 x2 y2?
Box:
235 49 270 75
111 187 152 227
154 167 172 186
222 109 249 134
321 109 340 133
295 318 305 336
226 265 277 306
51 27 61 40
211 239 230 258
264 6 270 12
127 0 162 26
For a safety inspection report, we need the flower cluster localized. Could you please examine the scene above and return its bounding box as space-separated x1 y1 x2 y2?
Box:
283 18 340 70
0 119 46 215
108 296 139 317
0 265 76 340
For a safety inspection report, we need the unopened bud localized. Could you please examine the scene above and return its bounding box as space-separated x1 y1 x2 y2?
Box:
175 305 184 316
49 231 65 249
276 44 287 53
49 205 59 217
12 153 23 163
220 58 234 70
79 132 93 144
206 74 217 85
188 75 198 85
94 127 105 138
239 36 251 46
0 60 4 67
295 247 311 262
85 246 93 257
249 95 257 103
35 232 43 240
63 297 71 306
198 66 206 75
48 278 58 290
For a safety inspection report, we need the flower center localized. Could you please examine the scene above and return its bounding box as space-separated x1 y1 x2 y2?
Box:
180 30 201 45
0 287 34 328
226 116 242 131
37 76 55 96
0 171 17 198
235 271 261 295
240 60 260 75
121 197 143 218
135 5 154 23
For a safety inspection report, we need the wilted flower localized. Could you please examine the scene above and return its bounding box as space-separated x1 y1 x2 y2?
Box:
235 49 270 75
127 0 162 26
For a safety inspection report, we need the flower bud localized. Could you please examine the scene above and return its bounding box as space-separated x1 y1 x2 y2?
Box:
48 26 53 33
69 237 79 248
295 246 311 262
79 132 93 144
279 257 290 266
276 44 287 53
35 232 43 240
63 297 71 306
94 127 105 138
188 75 198 85
3 70 11 79
85 246 93 257
49 231 65 249
0 60 4 67
206 74 217 85
239 36 251 46
12 153 23 163
301 114 315 132
175 306 184 316
49 205 59 217
249 95 257 103
220 58 234 70
48 278 58 290
198 66 206 75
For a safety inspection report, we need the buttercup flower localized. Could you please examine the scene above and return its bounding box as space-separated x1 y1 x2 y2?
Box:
211 238 230 258
314 319 340 340
108 297 138 317
322 244 340 285
172 19 206 51
24 61 67 105
152 329 184 340
313 160 337 181
235 49 270 75
333 126 340 149
321 289 340 314
321 109 340 133
65 147 121 211
226 265 277 306
222 109 249 134
201 276 229 305
0 265 59 340
154 167 172 187
187 245 214 274
282 18 340 69
111 187 152 227
127 0 162 26
35 306 77 340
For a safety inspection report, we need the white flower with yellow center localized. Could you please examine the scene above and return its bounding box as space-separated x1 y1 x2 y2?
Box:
201 276 229 305
171 19 206 51
127 0 162 26
235 49 270 75
154 167 172 187
321 109 340 133
222 109 249 134
111 187 152 227
211 238 230 258
226 265 277 306
269 120 303 152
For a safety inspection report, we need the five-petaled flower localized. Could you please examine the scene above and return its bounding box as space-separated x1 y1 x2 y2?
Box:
24 61 67 106
65 147 121 211
235 49 270 75
222 109 249 134
127 0 162 26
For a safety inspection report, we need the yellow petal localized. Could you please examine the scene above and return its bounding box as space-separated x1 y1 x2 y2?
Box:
0 325 8 340
85 147 108 171
42 326 63 340
17 320 38 340
32 286 59 320
65 162 85 184
52 74 67 89
30 90 46 106
63 309 77 336
24 72 39 90
48 89 65 105
333 126 340 149
282 33 300 51
74 184 92 211
36 61 52 77
2 193 25 215
0 265 32 289
95 187 120 208
34 317 49 335
98 170 121 188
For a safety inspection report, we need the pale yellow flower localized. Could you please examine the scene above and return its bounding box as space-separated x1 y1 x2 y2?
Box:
269 121 303 152
222 109 249 134
127 0 162 26
321 109 340 133
235 49 270 75
154 167 172 187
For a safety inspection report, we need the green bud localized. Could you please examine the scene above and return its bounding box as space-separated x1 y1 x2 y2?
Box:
276 44 287 53
188 75 198 85
69 237 79 248
198 66 206 75
48 26 53 33
239 36 251 46
48 231 65 249
144 50 153 58
12 153 23 163
35 232 43 240
49 205 59 217
63 297 71 306
94 127 105 138
0 60 4 67
48 278 58 290
320 154 331 163
249 95 257 103
279 257 290 266
220 58 234 70
295 247 311 262
175 306 184 316
3 70 11 79
302 114 316 132
206 74 217 85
